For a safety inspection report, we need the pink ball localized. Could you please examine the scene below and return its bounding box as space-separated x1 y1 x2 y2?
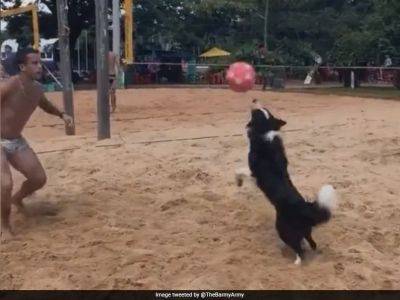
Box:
226 62 256 92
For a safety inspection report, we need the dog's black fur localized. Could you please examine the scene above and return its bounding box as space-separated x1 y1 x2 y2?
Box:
244 100 335 263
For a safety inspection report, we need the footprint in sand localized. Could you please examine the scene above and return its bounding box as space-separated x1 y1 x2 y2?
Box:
160 198 188 211
381 280 394 289
334 262 345 275
367 231 387 253
201 191 221 202
195 171 212 183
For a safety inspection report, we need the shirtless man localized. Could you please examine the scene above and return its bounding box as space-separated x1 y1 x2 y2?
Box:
1 48 73 240
108 51 119 113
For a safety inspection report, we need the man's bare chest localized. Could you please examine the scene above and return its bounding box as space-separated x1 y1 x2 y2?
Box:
6 89 41 114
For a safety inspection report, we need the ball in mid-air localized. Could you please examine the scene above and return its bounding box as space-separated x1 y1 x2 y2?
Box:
226 62 256 92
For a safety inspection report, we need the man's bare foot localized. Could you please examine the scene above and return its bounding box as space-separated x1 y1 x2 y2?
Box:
1 225 15 242
11 196 29 216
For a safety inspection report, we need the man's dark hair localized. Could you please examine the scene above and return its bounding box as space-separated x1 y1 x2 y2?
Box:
15 48 39 66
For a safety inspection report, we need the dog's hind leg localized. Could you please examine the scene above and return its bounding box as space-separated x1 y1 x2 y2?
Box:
279 237 305 265
305 232 317 250
289 241 305 265
294 254 302 265
276 221 305 265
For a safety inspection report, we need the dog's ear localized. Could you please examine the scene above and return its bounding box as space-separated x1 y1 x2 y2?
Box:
274 118 287 130
251 99 262 110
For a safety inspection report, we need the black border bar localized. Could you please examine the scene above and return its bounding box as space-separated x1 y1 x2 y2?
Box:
1 290 399 300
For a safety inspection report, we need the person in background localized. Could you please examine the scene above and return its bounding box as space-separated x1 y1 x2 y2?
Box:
384 55 392 67
108 51 119 113
2 45 19 76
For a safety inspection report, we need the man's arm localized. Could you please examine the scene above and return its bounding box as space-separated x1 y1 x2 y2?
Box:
38 94 64 118
38 94 74 127
0 77 17 103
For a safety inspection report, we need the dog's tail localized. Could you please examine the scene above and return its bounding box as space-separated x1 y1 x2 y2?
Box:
312 184 337 225
317 184 337 211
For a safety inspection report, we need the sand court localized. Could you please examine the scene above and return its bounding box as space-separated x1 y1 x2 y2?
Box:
1 88 399 289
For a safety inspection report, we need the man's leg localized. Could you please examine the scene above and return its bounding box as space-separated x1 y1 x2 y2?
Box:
110 79 117 113
1 149 14 239
110 88 116 113
8 147 47 212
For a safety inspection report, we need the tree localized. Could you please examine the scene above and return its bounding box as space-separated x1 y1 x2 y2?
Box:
1 0 398 69
3 0 96 51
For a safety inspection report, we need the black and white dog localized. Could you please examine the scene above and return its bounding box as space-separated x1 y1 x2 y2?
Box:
236 99 337 265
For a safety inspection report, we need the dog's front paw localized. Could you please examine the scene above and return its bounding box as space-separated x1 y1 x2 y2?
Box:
235 173 244 187
235 167 250 187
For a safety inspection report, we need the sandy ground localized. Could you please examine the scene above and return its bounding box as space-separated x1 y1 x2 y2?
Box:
1 88 400 290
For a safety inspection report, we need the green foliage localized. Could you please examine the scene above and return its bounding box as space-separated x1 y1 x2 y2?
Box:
1 0 398 66
3 0 95 50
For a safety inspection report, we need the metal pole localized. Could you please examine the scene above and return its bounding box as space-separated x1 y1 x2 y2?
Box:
263 0 269 51
85 30 88 71
56 0 75 135
77 35 80 74
95 0 110 140
112 0 121 57
42 63 63 88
